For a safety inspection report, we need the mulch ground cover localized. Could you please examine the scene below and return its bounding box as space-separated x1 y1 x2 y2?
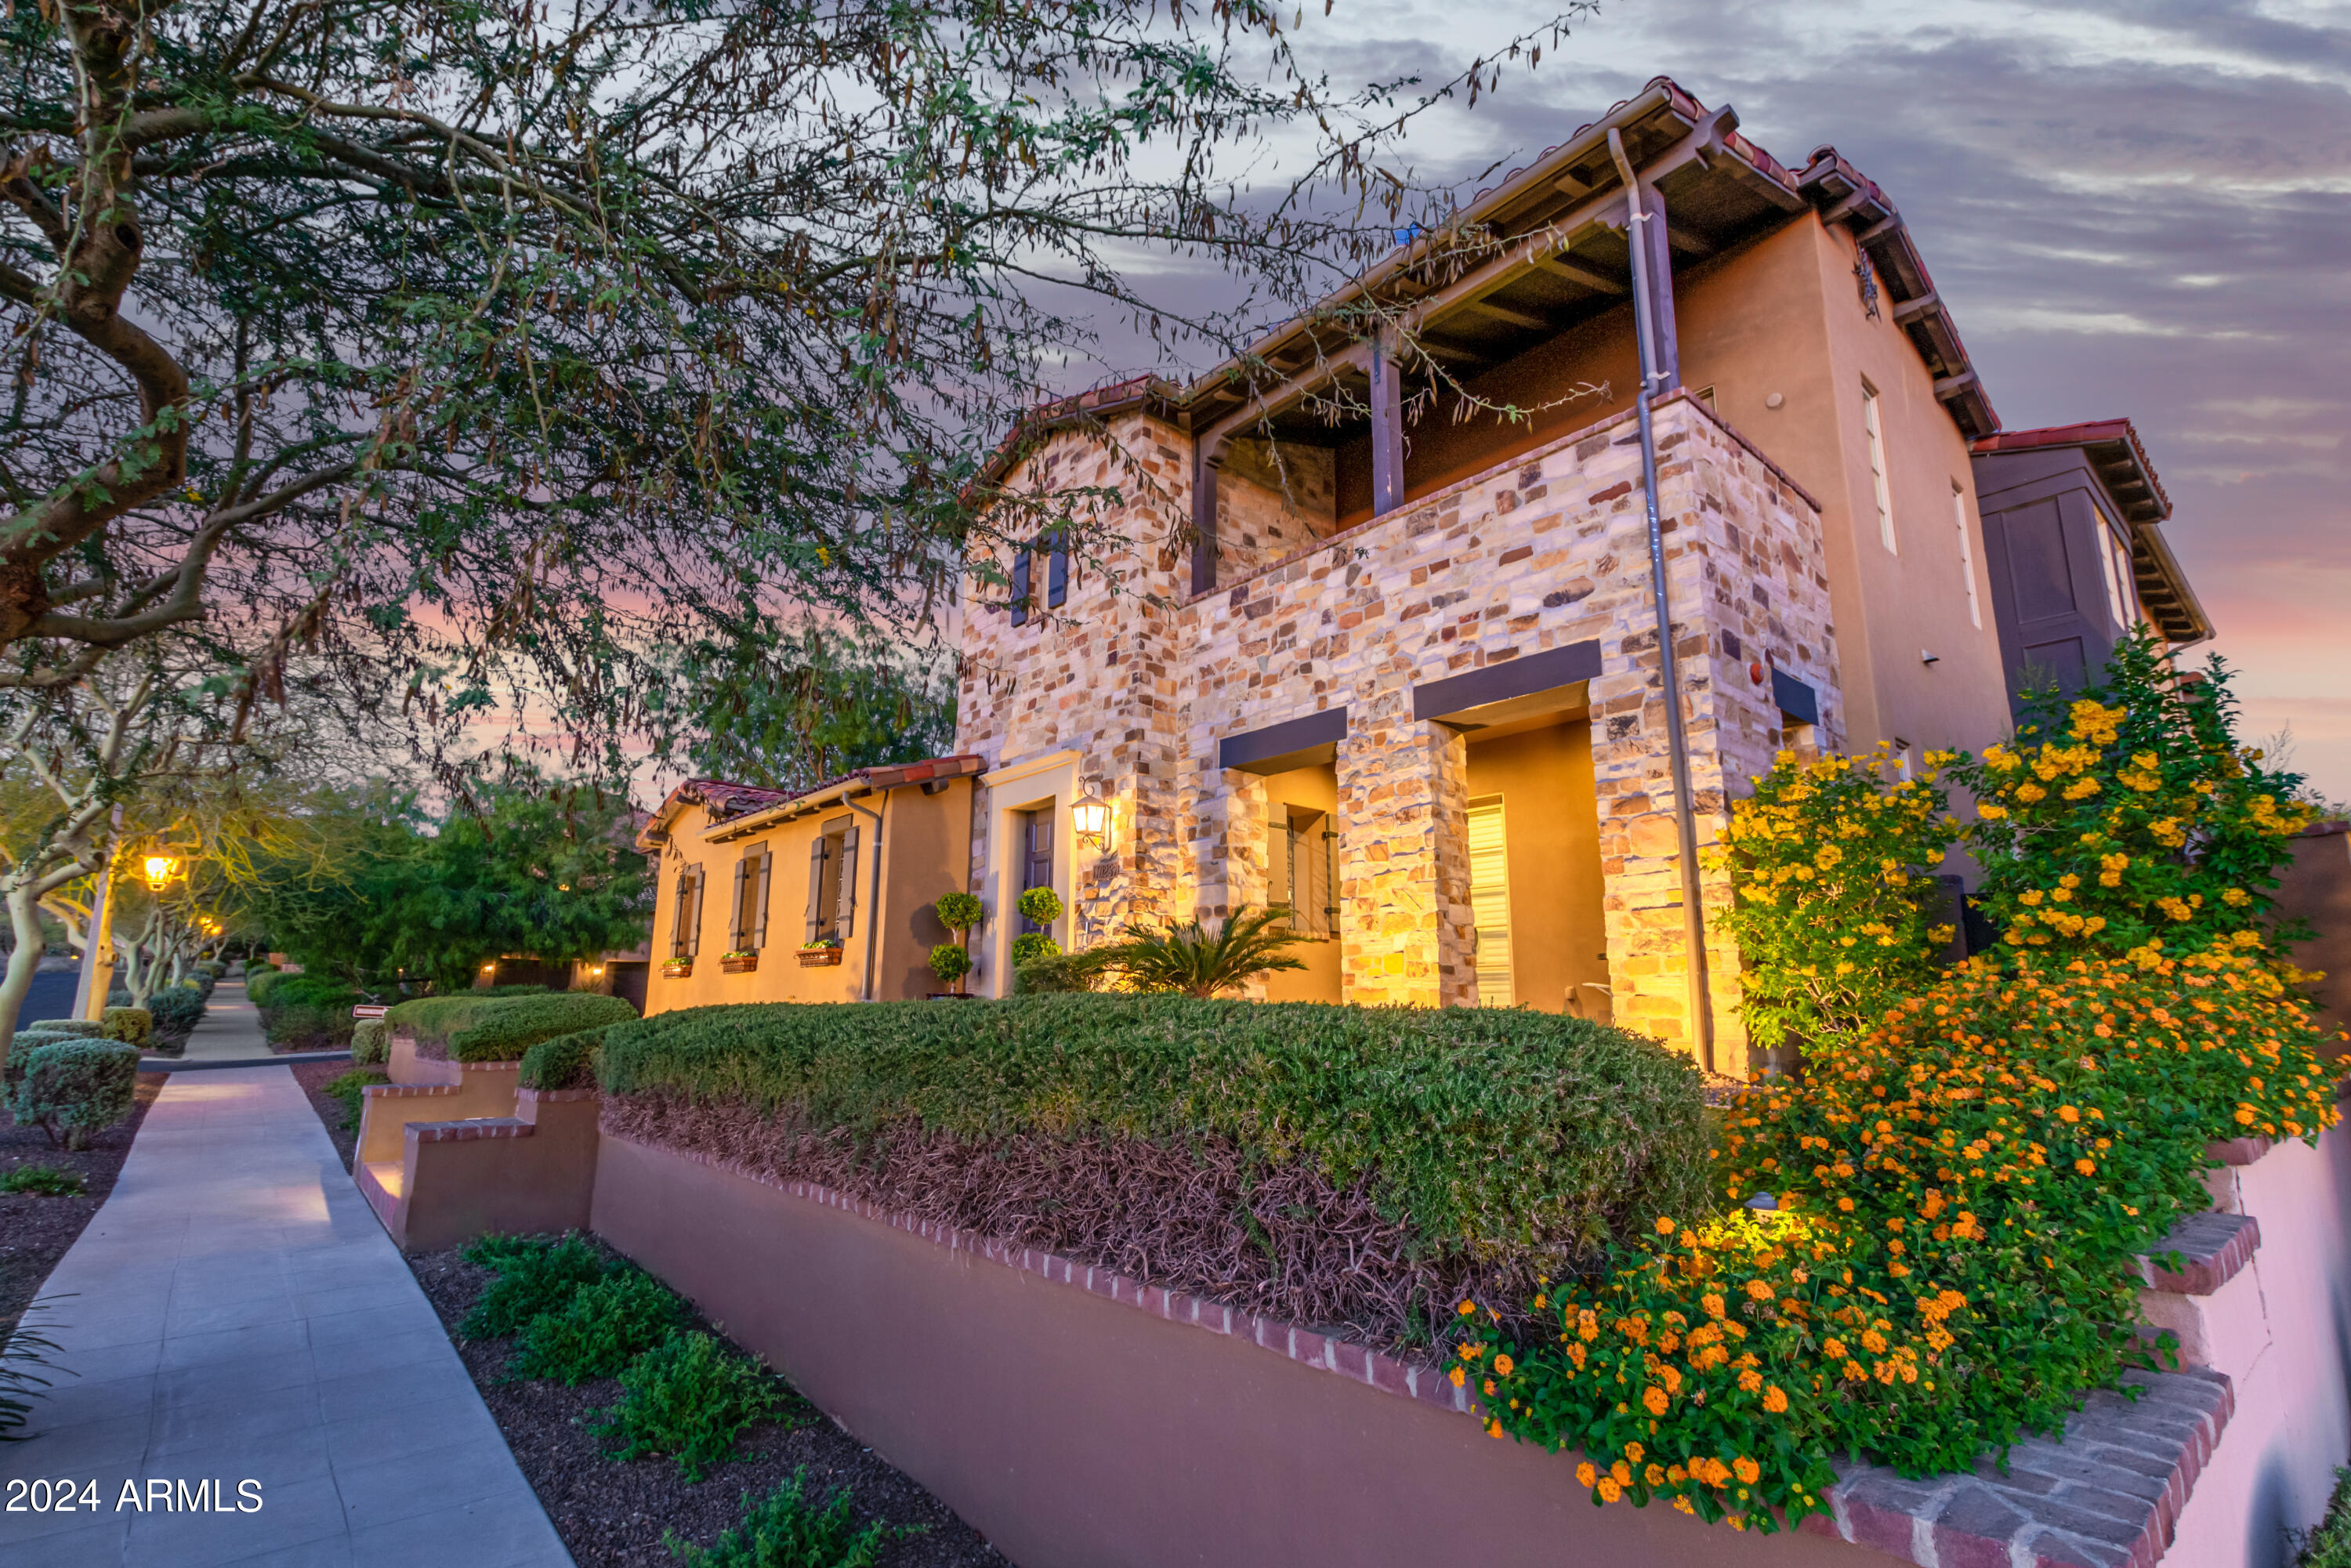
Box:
284 1071 1008 1566
0 1071 165 1336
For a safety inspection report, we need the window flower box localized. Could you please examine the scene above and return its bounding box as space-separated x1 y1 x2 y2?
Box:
661 958 694 980
720 951 759 974
797 946 845 968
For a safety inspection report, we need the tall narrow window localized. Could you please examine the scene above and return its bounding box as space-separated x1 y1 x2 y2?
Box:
1862 381 1896 553
730 847 773 951
671 867 705 958
805 820 858 943
1009 549 1031 626
1045 529 1069 608
1270 805 1334 936
2093 505 2135 630
1953 483 1982 629
1466 798 1513 1007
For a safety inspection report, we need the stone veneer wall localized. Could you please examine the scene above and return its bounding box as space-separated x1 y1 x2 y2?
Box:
957 394 1842 1069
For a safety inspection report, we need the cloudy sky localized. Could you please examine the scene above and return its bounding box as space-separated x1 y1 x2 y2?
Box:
1132 0 2351 798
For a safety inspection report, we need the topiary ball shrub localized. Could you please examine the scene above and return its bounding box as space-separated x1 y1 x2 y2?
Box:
590 1330 802 1480
349 1018 389 1066
146 987 205 1049
506 1269 688 1385
100 1006 153 1048
7 1039 139 1150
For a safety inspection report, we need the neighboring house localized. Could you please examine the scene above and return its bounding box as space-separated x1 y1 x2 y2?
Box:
1969 419 2212 707
634 762 982 1015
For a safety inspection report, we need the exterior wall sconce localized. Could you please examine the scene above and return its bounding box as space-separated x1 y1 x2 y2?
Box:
1071 786 1113 852
142 854 181 893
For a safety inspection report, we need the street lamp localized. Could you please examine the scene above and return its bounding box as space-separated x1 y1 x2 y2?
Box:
142 853 181 893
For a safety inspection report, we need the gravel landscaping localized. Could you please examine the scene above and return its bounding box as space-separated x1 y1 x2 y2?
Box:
0 1070 165 1336
287 1070 1008 1566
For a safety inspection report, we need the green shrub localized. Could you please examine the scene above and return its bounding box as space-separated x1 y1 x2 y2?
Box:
0 1300 65 1439
596 994 1712 1289
519 1027 607 1091
476 983 553 997
0 1164 85 1195
321 1068 389 1134
668 1468 910 1568
507 1269 687 1384
1091 905 1310 997
591 1331 800 1480
451 994 636 1063
2295 1468 2351 1568
100 1006 152 1047
245 969 284 1006
1013 886 1062 926
7 1039 139 1151
255 974 357 1011
1010 951 1106 994
926 943 970 992
350 1017 390 1065
458 1233 611 1338
388 992 635 1061
263 1002 356 1051
933 890 984 934
146 987 205 1042
1007 931 1058 966
16 1019 102 1041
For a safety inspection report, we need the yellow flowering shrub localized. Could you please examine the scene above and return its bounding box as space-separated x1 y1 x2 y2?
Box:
1949 629 2317 969
1479 951 2341 1533
1712 745 1956 1058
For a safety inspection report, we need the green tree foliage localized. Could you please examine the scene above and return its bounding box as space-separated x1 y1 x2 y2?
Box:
659 625 956 795
240 778 647 990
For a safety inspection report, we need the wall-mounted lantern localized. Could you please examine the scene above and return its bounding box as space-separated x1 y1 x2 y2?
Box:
1071 785 1113 853
142 854 182 893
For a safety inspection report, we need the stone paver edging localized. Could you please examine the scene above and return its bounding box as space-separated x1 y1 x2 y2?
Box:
0 1064 570 1568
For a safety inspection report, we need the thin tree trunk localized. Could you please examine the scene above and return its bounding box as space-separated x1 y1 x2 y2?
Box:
0 879 52 1080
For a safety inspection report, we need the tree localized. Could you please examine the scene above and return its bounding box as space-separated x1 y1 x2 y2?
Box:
0 0 1582 770
237 776 648 991
661 623 956 794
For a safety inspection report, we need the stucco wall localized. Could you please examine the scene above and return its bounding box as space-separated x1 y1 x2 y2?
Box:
589 1130 1886 1568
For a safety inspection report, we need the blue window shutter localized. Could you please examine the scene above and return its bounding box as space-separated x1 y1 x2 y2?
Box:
1010 550 1031 625
1771 669 1819 727
1047 531 1068 607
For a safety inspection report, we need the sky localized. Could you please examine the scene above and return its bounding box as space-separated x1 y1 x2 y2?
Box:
1085 0 2351 801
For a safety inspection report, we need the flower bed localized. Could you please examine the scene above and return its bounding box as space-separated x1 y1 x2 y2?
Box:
1477 952 2341 1535
592 994 1711 1347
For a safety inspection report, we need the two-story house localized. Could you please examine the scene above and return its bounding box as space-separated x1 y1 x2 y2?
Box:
635 78 2209 1078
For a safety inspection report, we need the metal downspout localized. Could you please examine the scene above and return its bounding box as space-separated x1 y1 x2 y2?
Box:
1607 128 1716 1075
844 791 886 1001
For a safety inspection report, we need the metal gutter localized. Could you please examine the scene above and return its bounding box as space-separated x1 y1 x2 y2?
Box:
1607 127 1715 1075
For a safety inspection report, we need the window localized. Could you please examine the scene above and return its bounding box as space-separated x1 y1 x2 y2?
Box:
1018 810 1054 932
1009 548 1031 626
2093 505 2135 630
1045 529 1069 609
1694 385 1717 415
1009 532 1067 625
804 818 859 943
1269 805 1335 936
668 866 705 958
1953 482 1982 629
1466 798 1513 1007
728 846 773 953
1862 380 1896 553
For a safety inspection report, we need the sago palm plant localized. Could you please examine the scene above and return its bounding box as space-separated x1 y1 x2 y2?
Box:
1097 905 1313 998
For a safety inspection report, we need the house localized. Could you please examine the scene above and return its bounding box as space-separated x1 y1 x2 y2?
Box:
1969 419 2211 707
637 78 2214 1077
635 762 982 1012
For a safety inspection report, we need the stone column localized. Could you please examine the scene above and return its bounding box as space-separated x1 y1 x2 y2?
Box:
1335 722 1474 1008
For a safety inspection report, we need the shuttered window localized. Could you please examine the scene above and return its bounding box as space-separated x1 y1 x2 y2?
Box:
1864 381 1896 554
1046 529 1069 607
670 867 705 958
1954 483 1983 629
1009 549 1031 626
731 847 773 951
805 822 857 942
1467 798 1513 1007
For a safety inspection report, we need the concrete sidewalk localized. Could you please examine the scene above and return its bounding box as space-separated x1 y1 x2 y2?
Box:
0 1064 571 1567
179 979 266 1061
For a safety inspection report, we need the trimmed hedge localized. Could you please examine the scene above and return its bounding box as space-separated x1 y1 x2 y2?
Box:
594 994 1712 1341
101 1006 151 1047
388 992 637 1062
520 1027 610 1092
147 987 205 1041
350 1017 390 1065
7 1037 139 1150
